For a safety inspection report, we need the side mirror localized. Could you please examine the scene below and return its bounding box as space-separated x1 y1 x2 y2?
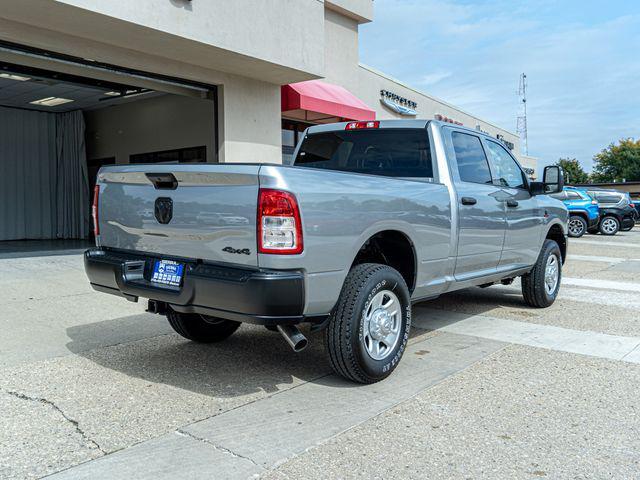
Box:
530 165 564 195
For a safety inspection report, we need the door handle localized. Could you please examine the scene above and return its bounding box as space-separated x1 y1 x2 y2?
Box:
461 197 477 206
506 199 519 208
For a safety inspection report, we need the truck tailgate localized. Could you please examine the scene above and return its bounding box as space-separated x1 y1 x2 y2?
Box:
97 164 260 267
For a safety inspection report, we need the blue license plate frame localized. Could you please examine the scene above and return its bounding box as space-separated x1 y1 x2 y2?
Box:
151 260 184 287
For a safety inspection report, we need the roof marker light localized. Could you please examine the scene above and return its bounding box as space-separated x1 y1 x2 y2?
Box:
345 121 380 130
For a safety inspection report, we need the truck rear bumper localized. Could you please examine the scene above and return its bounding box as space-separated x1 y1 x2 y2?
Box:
84 248 307 325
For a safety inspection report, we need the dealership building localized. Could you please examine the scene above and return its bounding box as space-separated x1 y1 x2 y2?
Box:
0 0 534 242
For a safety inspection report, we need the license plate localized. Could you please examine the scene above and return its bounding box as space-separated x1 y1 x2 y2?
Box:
151 260 184 287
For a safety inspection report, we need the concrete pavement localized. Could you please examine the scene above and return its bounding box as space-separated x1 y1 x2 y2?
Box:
2 230 640 479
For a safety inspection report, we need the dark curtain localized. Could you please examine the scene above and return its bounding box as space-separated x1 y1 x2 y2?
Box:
0 106 89 240
56 110 90 239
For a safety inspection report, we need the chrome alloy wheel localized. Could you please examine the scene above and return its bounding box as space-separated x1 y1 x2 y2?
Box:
544 254 560 295
601 217 618 234
568 218 585 237
362 289 401 361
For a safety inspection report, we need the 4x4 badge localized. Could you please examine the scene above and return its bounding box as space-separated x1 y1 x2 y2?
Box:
223 247 251 255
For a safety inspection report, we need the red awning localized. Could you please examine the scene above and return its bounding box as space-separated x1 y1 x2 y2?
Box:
281 80 375 123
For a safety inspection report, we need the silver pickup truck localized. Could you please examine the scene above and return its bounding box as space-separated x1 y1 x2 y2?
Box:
84 120 568 383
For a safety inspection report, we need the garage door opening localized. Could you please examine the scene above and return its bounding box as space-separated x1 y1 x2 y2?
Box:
0 61 217 251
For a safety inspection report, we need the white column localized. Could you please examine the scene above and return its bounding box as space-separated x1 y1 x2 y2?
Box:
217 75 282 164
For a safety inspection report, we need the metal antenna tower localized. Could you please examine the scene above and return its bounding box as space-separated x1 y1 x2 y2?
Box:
516 73 528 156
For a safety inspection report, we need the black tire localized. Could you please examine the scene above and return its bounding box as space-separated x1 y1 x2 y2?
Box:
622 224 634 232
167 310 241 343
522 239 562 308
599 216 620 235
325 263 411 384
568 215 587 238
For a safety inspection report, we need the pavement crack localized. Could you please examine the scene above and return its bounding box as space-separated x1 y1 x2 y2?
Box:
175 429 264 470
6 390 106 455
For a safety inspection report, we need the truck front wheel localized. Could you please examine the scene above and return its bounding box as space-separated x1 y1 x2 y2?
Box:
326 263 411 384
167 310 241 343
521 239 562 308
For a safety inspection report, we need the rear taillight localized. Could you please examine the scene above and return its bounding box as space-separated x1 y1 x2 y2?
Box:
345 121 379 130
591 200 598 205
92 185 100 236
257 188 303 254
630 203 635 208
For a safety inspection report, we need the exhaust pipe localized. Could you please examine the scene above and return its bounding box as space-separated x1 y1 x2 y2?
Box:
277 324 308 352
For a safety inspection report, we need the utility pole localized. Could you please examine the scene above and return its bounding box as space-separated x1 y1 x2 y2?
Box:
516 73 528 156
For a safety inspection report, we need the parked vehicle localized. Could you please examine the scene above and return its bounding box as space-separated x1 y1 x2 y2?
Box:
84 120 568 384
622 193 638 230
549 187 599 238
583 188 636 235
632 197 640 223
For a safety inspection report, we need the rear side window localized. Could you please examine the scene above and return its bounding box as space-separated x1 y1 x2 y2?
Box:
593 192 621 204
566 191 582 200
549 192 566 200
294 129 432 178
451 132 492 184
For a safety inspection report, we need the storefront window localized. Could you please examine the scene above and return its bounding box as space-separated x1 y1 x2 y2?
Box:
130 146 206 164
282 129 295 148
282 120 313 165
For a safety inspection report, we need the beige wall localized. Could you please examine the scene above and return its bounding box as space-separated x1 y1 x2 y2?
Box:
322 9 361 88
325 0 374 23
0 0 324 84
85 94 216 164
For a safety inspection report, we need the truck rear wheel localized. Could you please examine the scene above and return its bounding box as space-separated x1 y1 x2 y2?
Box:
167 310 241 343
521 239 562 308
325 263 411 384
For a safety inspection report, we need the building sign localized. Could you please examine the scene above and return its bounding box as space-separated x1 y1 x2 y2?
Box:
496 134 515 151
380 90 417 116
434 114 463 126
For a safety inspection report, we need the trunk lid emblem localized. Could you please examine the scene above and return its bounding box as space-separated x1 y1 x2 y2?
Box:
154 197 173 224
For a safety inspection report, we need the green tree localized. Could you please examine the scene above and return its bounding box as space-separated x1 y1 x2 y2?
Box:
591 138 640 183
556 157 589 184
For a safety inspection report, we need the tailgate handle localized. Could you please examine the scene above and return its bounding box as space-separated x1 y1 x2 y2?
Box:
146 173 178 190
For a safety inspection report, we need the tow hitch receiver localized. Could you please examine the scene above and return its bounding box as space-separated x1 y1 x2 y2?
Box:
147 299 168 315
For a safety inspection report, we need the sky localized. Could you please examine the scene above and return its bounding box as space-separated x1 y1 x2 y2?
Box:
359 0 640 171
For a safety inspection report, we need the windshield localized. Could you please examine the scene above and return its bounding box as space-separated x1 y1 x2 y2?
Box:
294 128 433 178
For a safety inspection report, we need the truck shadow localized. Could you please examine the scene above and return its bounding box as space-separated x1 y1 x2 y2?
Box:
65 285 534 398
412 284 539 332
66 317 336 398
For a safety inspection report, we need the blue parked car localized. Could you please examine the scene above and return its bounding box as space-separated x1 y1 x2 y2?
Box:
549 187 600 237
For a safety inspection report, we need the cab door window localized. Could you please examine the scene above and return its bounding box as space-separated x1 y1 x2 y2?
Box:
484 140 526 189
